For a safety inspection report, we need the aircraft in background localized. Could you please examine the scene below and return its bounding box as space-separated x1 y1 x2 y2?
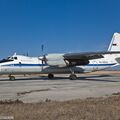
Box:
0 33 120 80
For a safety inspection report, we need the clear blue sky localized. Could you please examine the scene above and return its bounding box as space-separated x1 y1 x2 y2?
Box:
0 0 120 58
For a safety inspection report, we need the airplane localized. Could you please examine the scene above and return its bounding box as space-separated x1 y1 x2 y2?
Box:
0 32 120 80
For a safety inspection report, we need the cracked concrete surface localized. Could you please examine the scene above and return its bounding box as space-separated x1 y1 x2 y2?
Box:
0 73 120 103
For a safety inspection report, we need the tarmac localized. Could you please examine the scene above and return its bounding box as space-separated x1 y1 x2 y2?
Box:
0 71 120 103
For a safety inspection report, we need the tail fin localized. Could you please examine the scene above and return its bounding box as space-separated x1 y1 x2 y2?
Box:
108 33 120 51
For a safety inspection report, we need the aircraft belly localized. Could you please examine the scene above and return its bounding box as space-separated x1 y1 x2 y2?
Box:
0 66 15 74
0 66 42 74
41 66 84 74
20 67 42 73
82 65 112 72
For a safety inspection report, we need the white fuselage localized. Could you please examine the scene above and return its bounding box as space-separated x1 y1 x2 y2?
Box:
0 54 119 75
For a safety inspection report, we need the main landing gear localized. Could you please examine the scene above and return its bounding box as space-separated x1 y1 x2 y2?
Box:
69 74 77 80
48 73 54 79
8 75 15 81
48 73 77 80
69 68 77 80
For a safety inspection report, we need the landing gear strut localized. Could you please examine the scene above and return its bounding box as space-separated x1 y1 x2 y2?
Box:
69 68 77 80
9 75 15 81
48 73 54 79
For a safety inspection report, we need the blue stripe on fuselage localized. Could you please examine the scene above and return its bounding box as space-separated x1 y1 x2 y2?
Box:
1 63 47 67
1 63 116 67
86 63 116 66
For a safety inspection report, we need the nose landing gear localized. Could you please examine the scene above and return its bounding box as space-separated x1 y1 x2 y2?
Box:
9 75 15 81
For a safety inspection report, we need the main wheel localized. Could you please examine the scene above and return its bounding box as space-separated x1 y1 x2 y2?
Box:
9 76 15 81
69 74 77 80
48 74 54 79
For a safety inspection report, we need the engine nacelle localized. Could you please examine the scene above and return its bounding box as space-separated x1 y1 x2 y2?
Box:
46 54 66 67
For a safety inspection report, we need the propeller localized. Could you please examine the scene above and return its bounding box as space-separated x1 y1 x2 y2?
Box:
39 54 47 70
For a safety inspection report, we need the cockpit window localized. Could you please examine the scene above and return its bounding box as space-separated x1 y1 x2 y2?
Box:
14 57 17 60
0 59 13 63
0 56 18 63
11 57 14 60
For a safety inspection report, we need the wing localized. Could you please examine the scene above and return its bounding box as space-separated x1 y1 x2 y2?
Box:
63 51 120 66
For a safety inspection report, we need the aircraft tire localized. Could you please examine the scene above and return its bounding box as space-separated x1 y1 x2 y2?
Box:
48 74 54 79
69 74 77 80
9 76 15 81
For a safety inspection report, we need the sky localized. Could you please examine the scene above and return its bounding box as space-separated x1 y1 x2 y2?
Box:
0 0 120 58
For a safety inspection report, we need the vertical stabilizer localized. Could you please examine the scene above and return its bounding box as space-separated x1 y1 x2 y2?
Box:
108 33 120 51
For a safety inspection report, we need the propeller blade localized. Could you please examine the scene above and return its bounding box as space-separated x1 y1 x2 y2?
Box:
39 55 47 70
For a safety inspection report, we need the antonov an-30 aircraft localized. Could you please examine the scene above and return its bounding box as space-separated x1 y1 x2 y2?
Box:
0 33 120 80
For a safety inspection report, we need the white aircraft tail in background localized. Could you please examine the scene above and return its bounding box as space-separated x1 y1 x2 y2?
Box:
108 33 120 51
0 33 120 80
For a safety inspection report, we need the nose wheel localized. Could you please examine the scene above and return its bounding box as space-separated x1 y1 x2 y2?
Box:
9 75 15 81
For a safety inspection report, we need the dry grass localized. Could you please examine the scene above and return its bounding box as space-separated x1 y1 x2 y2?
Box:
0 95 120 120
